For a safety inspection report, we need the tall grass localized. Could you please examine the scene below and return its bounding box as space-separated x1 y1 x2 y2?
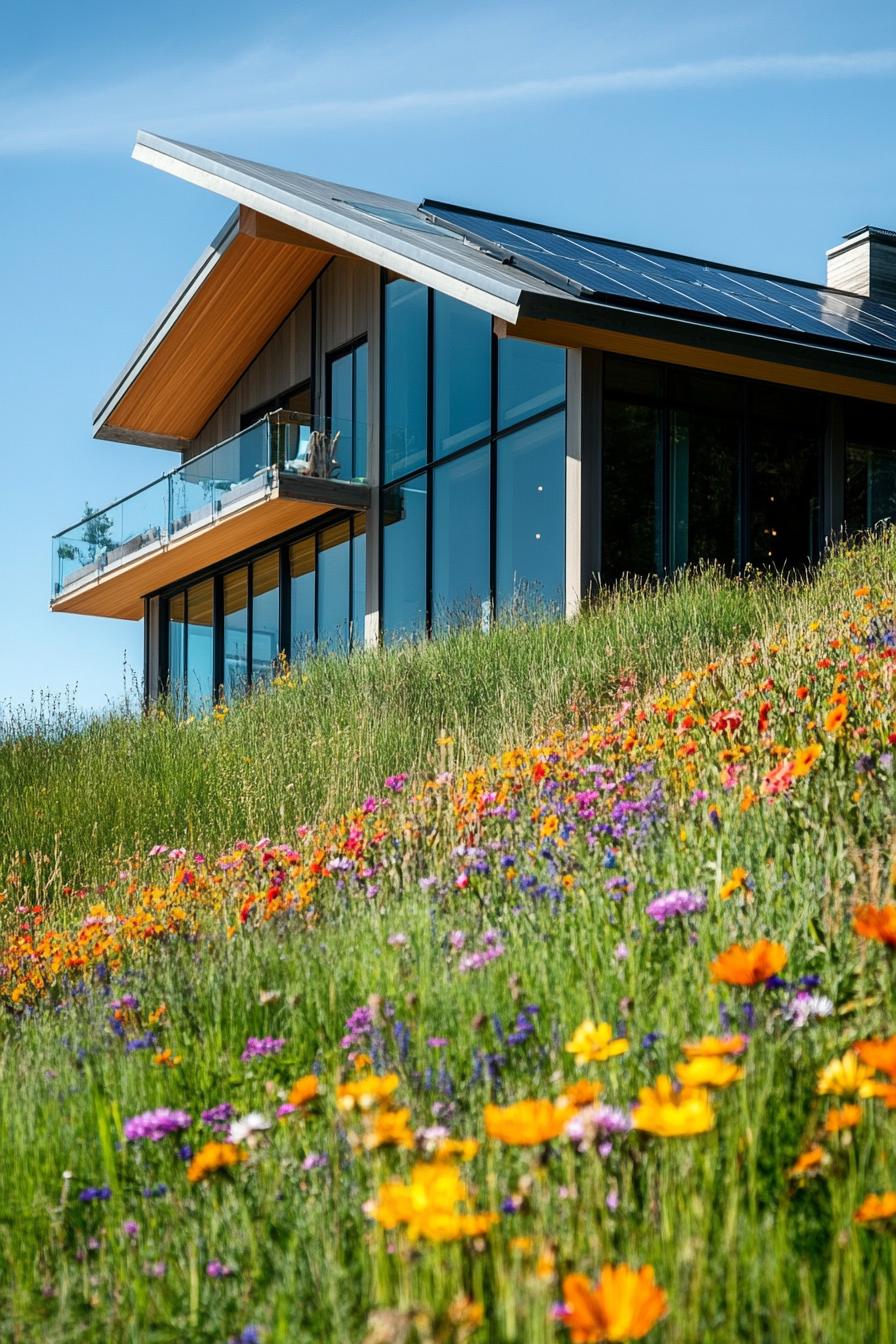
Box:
4 537 893 891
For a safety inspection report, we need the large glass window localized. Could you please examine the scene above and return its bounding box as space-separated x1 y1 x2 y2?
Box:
252 552 280 681
351 516 367 648
496 415 565 614
432 447 490 632
498 338 566 430
317 521 351 652
328 341 368 481
383 474 428 643
289 536 316 660
602 400 663 581
433 293 491 459
670 410 740 570
749 391 823 570
384 280 428 481
845 402 896 532
186 579 214 711
223 568 249 698
168 592 185 707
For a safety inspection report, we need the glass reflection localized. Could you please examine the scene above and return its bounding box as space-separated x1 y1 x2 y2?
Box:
223 567 248 698
383 474 428 643
317 521 350 652
498 338 565 430
432 448 490 631
186 579 214 710
251 552 280 682
433 293 491 458
384 280 428 481
496 414 565 614
289 536 315 661
602 400 662 581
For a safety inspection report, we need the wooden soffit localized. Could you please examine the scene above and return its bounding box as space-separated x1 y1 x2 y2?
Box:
96 207 334 445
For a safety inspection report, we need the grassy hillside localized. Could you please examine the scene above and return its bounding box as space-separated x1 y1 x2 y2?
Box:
3 533 896 1343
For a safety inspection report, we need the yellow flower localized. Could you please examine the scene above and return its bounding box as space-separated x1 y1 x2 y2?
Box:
816 1050 876 1098
187 1141 248 1183
484 1099 567 1146
565 1020 629 1066
337 1072 400 1111
719 867 749 901
824 1104 862 1133
560 1264 668 1342
557 1080 604 1110
435 1137 479 1161
674 1057 744 1088
151 1049 182 1068
855 1192 896 1223
791 743 822 778
367 1162 497 1242
364 1107 415 1150
824 702 848 733
632 1076 715 1137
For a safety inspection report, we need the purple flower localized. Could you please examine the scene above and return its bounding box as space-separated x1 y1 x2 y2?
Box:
384 774 407 792
123 1108 192 1142
340 1005 374 1049
387 932 409 947
302 1152 329 1170
207 1260 235 1278
427 1037 448 1048
78 1186 111 1202
121 1220 140 1240
276 1103 297 1119
564 1104 632 1152
240 1036 285 1062
646 889 707 924
202 1102 235 1133
144 1261 167 1278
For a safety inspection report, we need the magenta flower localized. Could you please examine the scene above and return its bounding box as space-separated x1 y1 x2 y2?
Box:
123 1108 192 1142
384 774 407 792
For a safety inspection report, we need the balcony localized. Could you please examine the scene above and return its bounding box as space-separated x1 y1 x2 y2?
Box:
51 412 370 619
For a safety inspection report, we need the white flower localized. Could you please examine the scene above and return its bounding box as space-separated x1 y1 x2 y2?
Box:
784 992 834 1029
228 1112 272 1143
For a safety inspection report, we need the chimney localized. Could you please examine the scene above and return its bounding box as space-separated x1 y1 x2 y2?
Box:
827 226 896 304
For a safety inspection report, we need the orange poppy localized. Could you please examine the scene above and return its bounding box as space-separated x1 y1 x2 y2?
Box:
287 1074 320 1107
824 703 848 733
791 743 822 777
789 1145 824 1177
854 1192 896 1224
853 904 896 947
709 939 787 986
560 1265 668 1342
681 1034 747 1059
484 1099 566 1146
824 1104 862 1133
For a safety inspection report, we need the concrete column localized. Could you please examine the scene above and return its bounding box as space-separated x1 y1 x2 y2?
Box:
364 272 382 645
565 347 603 615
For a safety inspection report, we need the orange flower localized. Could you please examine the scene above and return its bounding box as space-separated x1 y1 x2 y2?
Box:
632 1076 715 1138
824 703 848 733
789 1145 824 1177
287 1074 320 1107
484 1099 567 1146
854 1192 896 1224
854 1036 896 1079
681 1034 747 1059
558 1080 604 1109
824 1104 862 1133
560 1265 668 1342
719 868 749 901
853 904 896 947
435 1137 479 1161
791 742 822 777
674 1057 744 1088
709 939 787 986
151 1049 182 1068
187 1141 248 1183
863 1081 896 1107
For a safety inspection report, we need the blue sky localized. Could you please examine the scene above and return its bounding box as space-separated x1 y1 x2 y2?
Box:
1 0 895 713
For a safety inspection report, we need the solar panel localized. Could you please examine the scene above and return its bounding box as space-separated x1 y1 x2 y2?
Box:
422 204 896 355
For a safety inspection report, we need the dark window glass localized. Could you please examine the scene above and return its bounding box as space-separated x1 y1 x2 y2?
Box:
433 293 491 458
602 400 663 581
383 473 428 643
749 418 822 569
384 280 428 481
668 367 739 411
168 592 185 707
603 355 664 401
498 338 566 429
432 447 490 632
670 410 740 569
223 568 249 698
351 516 366 649
252 552 280 682
496 413 565 614
329 342 368 480
317 521 350 652
186 579 214 711
845 402 896 532
289 537 316 661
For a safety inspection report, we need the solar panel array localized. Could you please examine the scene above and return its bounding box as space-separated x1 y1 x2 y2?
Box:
422 204 896 355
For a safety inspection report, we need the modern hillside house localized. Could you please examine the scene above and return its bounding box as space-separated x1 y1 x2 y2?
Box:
52 132 896 707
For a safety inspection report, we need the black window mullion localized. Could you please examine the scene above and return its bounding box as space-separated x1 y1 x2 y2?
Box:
489 328 498 625
279 545 290 666
246 561 254 687
213 572 224 699
425 289 434 636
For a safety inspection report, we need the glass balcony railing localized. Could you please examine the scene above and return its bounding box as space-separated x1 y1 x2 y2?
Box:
52 411 366 599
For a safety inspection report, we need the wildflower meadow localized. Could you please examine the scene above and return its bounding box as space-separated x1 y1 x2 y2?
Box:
3 536 896 1342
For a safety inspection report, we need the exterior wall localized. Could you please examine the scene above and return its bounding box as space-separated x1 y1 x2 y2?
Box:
187 291 314 456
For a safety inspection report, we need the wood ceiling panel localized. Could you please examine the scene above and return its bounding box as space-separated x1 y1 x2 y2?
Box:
106 228 332 441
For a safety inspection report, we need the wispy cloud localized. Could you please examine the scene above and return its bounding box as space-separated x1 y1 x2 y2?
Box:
1 44 895 156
